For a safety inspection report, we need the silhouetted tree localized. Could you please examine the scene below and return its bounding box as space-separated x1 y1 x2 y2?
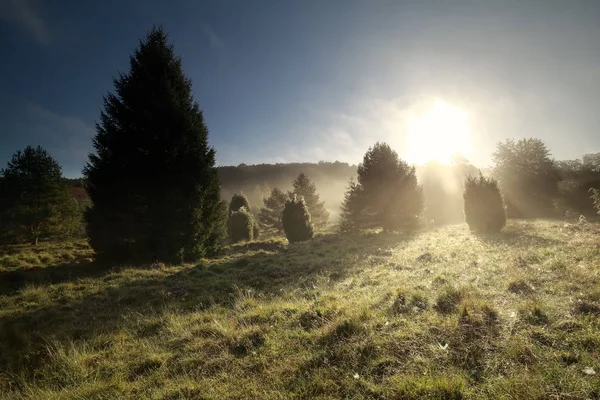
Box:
339 178 364 233
292 172 329 228
463 174 506 233
0 146 80 245
555 154 600 216
259 188 288 232
493 138 559 218
84 27 226 262
229 193 251 214
282 195 314 243
228 207 255 243
339 142 424 232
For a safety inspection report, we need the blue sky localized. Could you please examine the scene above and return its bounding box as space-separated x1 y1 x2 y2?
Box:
1 0 600 177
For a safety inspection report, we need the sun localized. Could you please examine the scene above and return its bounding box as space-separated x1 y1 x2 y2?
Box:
404 100 471 165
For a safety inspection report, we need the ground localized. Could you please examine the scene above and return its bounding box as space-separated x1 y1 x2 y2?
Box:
0 220 599 399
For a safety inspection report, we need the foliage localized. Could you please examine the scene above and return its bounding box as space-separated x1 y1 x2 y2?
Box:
229 193 251 214
282 195 314 243
340 142 424 232
84 27 225 263
493 138 559 218
259 188 288 232
228 194 259 241
0 146 81 245
291 172 329 228
463 174 506 233
555 154 600 216
590 188 600 215
339 178 364 233
227 207 255 243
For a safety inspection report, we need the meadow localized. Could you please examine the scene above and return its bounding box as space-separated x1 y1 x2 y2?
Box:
0 219 599 399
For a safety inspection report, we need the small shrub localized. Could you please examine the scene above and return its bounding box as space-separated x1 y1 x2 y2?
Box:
463 174 506 233
282 195 314 243
229 193 250 214
227 207 255 243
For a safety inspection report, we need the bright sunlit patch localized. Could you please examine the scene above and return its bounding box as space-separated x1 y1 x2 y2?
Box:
404 100 471 165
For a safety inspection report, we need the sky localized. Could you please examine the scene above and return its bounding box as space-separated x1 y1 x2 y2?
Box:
1 0 600 177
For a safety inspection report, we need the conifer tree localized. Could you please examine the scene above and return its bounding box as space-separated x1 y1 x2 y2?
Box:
292 172 329 228
228 206 255 243
227 194 259 242
84 27 225 262
339 142 424 232
282 195 314 243
1 146 80 245
259 188 288 232
339 178 364 233
463 174 506 233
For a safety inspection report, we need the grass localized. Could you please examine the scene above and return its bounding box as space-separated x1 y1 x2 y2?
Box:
0 219 599 399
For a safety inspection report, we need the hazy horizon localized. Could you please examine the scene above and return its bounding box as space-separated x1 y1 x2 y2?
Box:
2 0 600 177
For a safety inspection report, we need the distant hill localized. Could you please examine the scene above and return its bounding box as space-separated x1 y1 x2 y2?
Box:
219 161 357 219
63 160 481 224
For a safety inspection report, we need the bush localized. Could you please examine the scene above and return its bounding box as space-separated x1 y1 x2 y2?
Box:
229 193 251 214
228 207 255 243
463 174 506 233
282 196 314 243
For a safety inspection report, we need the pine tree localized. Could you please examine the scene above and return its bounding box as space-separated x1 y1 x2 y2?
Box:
259 188 288 232
84 27 225 262
282 195 314 243
292 172 329 228
0 146 81 245
463 174 506 233
339 142 424 232
339 178 364 233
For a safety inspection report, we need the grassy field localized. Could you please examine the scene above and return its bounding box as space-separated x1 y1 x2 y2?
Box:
0 220 599 399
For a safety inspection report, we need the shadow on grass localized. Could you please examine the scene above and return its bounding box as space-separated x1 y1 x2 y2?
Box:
0 231 413 377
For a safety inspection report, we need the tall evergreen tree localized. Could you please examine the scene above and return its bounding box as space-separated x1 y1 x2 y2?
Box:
259 188 288 232
0 146 80 245
339 142 424 232
339 178 364 233
292 172 329 228
84 27 225 262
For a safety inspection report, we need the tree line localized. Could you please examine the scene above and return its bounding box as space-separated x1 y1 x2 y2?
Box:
1 27 599 261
